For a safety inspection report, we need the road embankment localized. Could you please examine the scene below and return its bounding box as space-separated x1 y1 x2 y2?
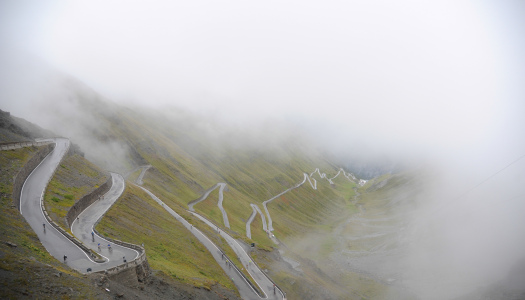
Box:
12 143 55 210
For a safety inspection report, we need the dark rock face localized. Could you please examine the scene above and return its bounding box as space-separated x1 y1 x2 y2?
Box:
0 109 54 142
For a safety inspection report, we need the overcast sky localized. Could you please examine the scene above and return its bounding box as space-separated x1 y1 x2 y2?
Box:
1 0 524 162
2 2 525 296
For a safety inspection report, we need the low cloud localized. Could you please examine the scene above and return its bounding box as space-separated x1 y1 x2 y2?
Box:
1 1 525 298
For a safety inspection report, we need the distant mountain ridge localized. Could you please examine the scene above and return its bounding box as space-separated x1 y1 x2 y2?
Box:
0 109 54 142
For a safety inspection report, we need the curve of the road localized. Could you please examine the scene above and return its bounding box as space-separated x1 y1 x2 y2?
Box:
135 166 284 300
246 204 267 239
135 165 151 185
137 184 284 300
20 138 138 273
71 172 139 271
329 168 357 182
188 182 230 229
20 137 353 298
310 168 333 184
123 164 150 181
259 169 356 235
182 168 356 295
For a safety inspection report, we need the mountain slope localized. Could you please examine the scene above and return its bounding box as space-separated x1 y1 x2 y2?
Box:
5 76 401 299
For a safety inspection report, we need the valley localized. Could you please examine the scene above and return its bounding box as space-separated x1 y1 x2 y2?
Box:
0 104 426 299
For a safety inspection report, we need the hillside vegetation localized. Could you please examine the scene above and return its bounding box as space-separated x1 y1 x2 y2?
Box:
22 88 371 298
44 154 109 230
96 183 241 298
0 147 106 299
3 80 424 299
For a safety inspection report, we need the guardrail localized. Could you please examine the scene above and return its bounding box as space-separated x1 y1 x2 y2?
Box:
0 140 53 151
39 140 148 275
92 214 148 276
90 177 148 276
38 140 107 263
14 138 148 276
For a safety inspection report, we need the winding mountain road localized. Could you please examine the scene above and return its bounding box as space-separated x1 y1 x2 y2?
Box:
71 173 139 270
262 168 355 233
20 138 137 273
188 183 230 228
263 173 314 232
138 185 284 299
19 137 354 299
191 211 285 300
135 165 151 185
135 166 285 300
246 204 267 239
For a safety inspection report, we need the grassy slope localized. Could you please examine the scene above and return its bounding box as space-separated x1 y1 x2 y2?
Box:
259 172 410 300
96 183 240 296
44 94 415 298
58 97 344 244
292 171 421 300
270 176 354 241
193 189 224 228
126 168 142 184
0 147 103 299
43 154 109 230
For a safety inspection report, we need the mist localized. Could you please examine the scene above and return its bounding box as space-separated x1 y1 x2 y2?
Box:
1 0 525 298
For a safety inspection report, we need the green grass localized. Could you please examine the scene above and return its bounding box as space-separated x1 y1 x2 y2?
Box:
0 147 100 299
96 184 239 295
43 154 108 229
193 188 224 227
59 101 417 298
181 209 263 294
126 168 142 183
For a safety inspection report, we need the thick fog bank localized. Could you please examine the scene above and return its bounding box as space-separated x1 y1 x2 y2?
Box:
390 147 525 299
1 1 525 297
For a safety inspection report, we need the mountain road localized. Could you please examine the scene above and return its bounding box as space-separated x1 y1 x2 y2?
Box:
20 138 138 273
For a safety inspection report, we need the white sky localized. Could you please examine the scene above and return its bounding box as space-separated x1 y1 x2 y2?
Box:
2 2 525 296
1 0 524 160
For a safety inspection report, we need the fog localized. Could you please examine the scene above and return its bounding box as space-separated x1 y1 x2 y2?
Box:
1 0 525 298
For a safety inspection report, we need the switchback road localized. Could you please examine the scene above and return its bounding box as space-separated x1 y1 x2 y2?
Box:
137 185 280 299
71 173 139 271
20 138 137 273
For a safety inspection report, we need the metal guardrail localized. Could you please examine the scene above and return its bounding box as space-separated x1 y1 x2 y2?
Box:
37 140 106 263
39 140 147 273
91 183 147 276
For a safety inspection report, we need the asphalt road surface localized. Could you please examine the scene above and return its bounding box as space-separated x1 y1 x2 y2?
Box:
138 185 284 300
20 138 136 273
191 212 285 300
245 204 267 239
188 183 230 229
135 165 150 185
71 172 139 271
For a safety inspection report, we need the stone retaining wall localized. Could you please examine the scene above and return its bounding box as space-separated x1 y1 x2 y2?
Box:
0 140 53 151
12 138 150 278
12 143 55 210
102 256 151 283
65 176 112 228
